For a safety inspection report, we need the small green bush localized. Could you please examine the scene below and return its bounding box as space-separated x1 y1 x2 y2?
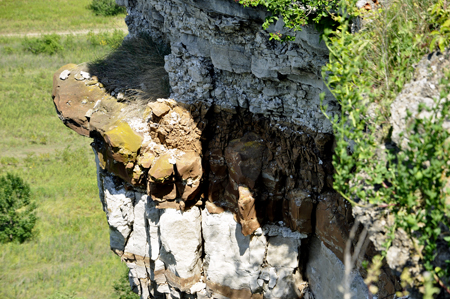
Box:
87 29 126 49
88 0 126 17
236 0 339 41
0 173 37 243
22 34 64 55
113 268 139 299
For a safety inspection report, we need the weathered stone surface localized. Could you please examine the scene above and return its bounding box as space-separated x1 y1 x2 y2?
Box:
125 0 335 132
52 0 409 298
52 63 117 137
148 152 174 184
104 121 143 163
159 207 202 281
176 151 202 180
284 189 314 233
148 101 171 118
98 174 135 252
124 192 150 258
236 186 260 236
138 152 155 168
391 51 450 148
224 133 265 190
306 236 369 299
202 209 265 292
266 235 299 269
261 224 306 299
315 192 353 261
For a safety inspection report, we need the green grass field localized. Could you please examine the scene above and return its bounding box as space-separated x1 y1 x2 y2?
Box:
0 0 127 34
0 32 132 299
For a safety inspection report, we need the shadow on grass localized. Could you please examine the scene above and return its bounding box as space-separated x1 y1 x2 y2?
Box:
88 32 171 102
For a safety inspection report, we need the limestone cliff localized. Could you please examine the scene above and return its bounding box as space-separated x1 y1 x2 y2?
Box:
52 0 400 298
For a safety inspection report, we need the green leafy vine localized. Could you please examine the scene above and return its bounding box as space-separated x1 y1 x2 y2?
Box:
235 0 339 40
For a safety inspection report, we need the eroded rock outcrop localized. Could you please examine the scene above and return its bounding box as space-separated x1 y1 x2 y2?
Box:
51 0 402 298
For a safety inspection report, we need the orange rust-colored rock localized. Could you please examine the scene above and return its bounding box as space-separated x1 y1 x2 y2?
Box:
137 151 155 168
148 101 171 118
52 64 107 136
149 153 175 184
164 270 201 292
237 186 260 236
53 60 402 299
205 201 225 214
222 133 265 235
283 189 314 234
206 280 263 299
315 192 353 261
175 151 202 201
176 151 202 180
225 133 265 190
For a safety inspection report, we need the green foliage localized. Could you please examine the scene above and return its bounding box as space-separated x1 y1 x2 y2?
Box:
88 0 126 16
0 0 126 34
423 271 441 299
0 34 128 298
22 34 64 55
236 0 339 40
320 0 450 294
46 291 80 299
0 173 36 243
237 0 450 294
113 268 139 299
87 29 126 49
429 0 450 52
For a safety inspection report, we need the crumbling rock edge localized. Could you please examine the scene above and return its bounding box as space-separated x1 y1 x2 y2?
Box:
50 0 407 297
52 61 399 299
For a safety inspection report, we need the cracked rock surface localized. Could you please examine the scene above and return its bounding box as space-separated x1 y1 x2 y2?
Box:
50 0 404 298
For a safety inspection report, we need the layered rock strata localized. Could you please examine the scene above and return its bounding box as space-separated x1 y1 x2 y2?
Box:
52 0 401 298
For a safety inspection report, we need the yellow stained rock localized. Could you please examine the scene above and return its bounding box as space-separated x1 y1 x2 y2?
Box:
149 102 171 117
149 152 174 183
138 152 156 169
104 121 143 157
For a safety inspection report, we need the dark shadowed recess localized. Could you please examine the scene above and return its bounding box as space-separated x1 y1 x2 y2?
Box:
88 32 171 101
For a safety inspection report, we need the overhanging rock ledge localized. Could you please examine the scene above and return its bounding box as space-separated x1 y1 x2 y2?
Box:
52 0 401 298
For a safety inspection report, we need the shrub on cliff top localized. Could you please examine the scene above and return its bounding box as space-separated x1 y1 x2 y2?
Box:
88 0 126 17
0 173 37 243
236 0 339 40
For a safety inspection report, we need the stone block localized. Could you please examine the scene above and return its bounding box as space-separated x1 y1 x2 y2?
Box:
306 237 368 299
159 207 202 280
202 209 266 291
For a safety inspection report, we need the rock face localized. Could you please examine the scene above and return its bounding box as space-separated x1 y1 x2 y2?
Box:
51 0 401 298
390 51 450 148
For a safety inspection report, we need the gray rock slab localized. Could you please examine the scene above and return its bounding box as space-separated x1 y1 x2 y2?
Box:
159 207 202 279
306 236 369 299
202 209 266 290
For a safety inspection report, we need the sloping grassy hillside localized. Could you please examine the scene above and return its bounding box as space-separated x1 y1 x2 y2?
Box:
0 34 131 299
0 0 126 34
